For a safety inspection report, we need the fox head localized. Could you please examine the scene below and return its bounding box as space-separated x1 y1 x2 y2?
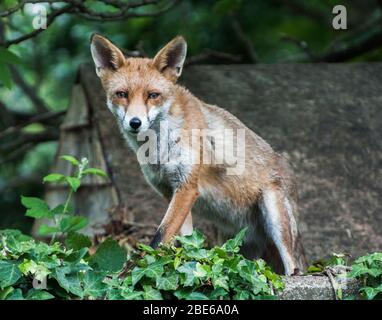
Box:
90 34 187 134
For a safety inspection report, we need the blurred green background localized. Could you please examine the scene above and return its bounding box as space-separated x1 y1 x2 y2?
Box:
0 0 381 233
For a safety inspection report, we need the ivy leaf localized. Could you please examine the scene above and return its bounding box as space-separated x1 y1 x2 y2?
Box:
60 216 88 233
176 230 205 249
65 232 92 251
43 173 66 183
52 266 83 298
82 271 107 299
193 262 210 278
5 288 24 300
145 262 164 279
131 267 146 286
143 285 162 300
66 177 81 192
177 262 198 287
89 238 126 273
82 168 107 178
222 227 247 253
156 272 179 291
0 261 22 289
21 196 52 219
25 289 54 300
60 155 79 166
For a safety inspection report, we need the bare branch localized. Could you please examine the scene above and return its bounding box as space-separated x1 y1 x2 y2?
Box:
229 15 259 63
0 110 65 139
9 66 51 113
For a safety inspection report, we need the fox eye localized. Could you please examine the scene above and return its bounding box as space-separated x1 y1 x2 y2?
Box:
148 92 160 99
116 91 128 99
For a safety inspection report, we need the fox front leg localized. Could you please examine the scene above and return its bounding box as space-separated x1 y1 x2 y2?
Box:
150 186 199 248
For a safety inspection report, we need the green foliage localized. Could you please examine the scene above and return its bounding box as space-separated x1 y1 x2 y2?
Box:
307 252 349 273
0 154 283 300
348 253 382 300
21 155 107 239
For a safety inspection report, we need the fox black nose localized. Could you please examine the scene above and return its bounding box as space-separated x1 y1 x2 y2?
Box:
129 117 141 130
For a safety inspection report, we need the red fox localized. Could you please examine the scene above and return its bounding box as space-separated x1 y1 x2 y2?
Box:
90 34 306 274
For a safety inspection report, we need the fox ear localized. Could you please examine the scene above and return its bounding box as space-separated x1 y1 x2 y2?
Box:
153 36 187 82
90 34 125 76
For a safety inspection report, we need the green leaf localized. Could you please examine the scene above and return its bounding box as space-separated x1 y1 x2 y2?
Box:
0 261 22 289
177 262 198 287
26 289 54 300
0 48 23 65
82 168 108 178
145 261 164 279
193 262 210 278
176 230 205 249
59 216 88 233
82 271 107 299
60 155 80 166
52 266 83 298
131 267 146 286
143 285 162 300
43 173 66 183
156 272 179 291
18 259 50 281
184 291 209 300
5 288 24 300
66 177 81 192
65 232 92 251
0 62 12 89
222 227 247 253
89 238 126 273
38 224 59 236
21 196 52 219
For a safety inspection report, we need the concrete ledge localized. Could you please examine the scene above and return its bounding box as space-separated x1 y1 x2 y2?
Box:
279 275 360 300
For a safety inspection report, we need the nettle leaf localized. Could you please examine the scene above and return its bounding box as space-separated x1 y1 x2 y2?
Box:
21 196 52 219
38 224 59 236
156 272 179 291
222 227 247 253
143 285 163 300
82 168 108 178
82 271 107 299
66 177 81 192
0 261 22 289
60 155 80 166
176 230 205 249
90 238 126 273
60 216 88 233
43 173 66 184
65 232 92 251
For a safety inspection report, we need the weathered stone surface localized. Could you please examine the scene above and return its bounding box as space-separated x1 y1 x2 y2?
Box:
280 275 360 300
50 63 382 264
180 64 382 262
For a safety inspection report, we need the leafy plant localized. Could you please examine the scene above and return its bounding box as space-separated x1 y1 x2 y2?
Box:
348 253 382 300
21 155 107 243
